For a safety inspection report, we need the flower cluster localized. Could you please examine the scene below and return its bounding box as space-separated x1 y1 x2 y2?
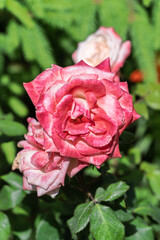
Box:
13 26 140 198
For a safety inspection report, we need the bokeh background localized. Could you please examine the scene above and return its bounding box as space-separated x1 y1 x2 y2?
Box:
0 0 160 239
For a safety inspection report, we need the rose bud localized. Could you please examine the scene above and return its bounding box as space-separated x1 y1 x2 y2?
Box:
24 59 140 168
72 26 131 73
12 118 88 198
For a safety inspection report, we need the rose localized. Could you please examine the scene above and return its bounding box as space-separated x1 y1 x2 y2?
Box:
24 59 140 168
72 26 131 72
12 118 87 198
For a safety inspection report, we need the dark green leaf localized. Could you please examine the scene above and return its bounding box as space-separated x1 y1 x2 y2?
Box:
36 219 60 240
95 181 129 202
1 172 23 189
115 209 133 222
90 205 124 240
0 185 26 210
67 201 94 235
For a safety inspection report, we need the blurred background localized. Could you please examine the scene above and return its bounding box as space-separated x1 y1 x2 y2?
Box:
0 0 160 239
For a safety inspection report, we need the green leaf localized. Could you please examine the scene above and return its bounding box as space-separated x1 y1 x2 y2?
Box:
0 0 5 9
13 229 32 240
12 206 29 216
0 75 10 86
0 212 11 240
67 0 96 41
99 0 129 39
90 205 124 240
0 185 26 210
126 218 154 240
6 20 20 53
95 181 129 202
1 141 16 164
0 113 13 121
67 201 94 236
142 0 152 7
145 84 160 110
21 24 55 68
153 0 160 50
134 101 149 120
9 82 24 96
135 83 148 97
67 217 77 240
6 0 34 28
136 134 152 155
88 233 94 240
140 162 160 198
130 3 157 83
8 96 28 117
134 202 160 224
128 147 141 165
84 166 101 178
115 209 133 222
1 172 23 189
36 219 60 240
0 120 26 136
135 186 159 206
147 171 160 198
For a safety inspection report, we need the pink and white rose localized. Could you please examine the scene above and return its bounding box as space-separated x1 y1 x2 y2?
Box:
23 59 140 168
12 118 87 198
72 26 131 72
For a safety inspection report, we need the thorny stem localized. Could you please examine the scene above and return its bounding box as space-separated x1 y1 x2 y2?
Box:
76 172 97 204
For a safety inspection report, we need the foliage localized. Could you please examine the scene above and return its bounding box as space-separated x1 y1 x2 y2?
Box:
0 0 160 239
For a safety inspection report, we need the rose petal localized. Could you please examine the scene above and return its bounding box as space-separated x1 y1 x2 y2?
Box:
98 95 124 128
82 131 112 148
52 94 73 138
52 129 82 158
24 69 53 106
112 40 131 72
24 169 60 190
31 151 50 169
82 154 108 166
23 176 36 191
67 159 88 177
95 58 111 72
55 77 106 103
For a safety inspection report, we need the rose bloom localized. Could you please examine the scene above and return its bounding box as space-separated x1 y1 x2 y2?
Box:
12 118 87 198
72 26 131 72
24 59 140 168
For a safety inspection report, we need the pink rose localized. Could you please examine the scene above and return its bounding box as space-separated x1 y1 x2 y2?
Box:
72 26 131 72
12 118 87 198
24 59 140 168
